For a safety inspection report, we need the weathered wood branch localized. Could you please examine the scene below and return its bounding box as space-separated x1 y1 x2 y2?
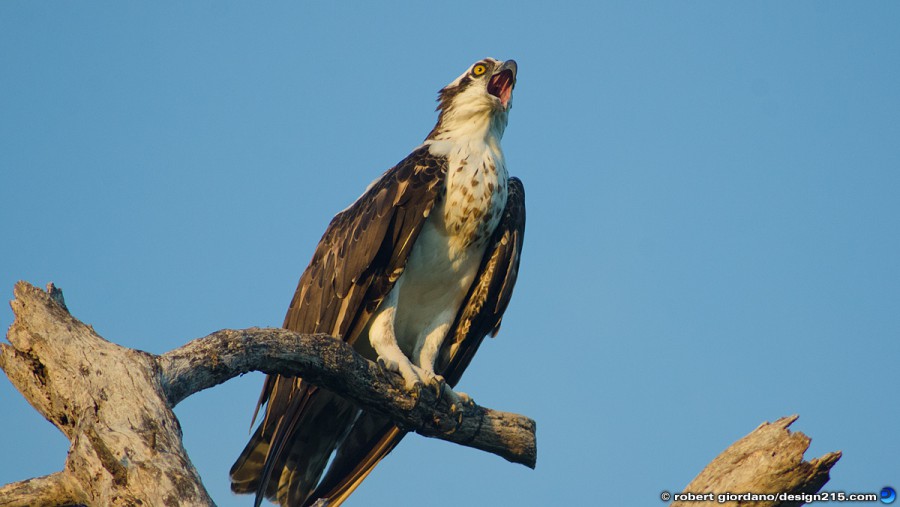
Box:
0 472 80 507
1 281 843 506
1 282 213 507
671 415 841 507
0 281 535 506
158 329 537 467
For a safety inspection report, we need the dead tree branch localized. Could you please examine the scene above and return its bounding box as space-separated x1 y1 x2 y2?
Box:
671 415 842 507
158 328 536 467
1 282 842 506
1 282 213 507
0 472 80 507
0 281 535 506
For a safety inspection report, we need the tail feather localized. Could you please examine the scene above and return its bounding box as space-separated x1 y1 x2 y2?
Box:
304 412 406 507
230 382 358 506
230 424 271 495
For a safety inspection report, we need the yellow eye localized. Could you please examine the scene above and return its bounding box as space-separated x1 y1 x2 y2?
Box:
472 64 487 76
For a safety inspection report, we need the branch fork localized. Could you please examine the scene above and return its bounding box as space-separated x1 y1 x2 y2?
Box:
0 282 841 506
0 282 536 507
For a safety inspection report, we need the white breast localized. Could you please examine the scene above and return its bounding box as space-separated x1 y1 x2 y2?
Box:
390 141 508 356
392 217 485 355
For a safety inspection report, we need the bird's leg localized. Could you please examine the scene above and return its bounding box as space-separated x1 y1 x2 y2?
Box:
413 315 474 414
412 316 452 397
370 288 424 392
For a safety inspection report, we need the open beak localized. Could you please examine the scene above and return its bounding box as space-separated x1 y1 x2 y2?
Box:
488 60 517 109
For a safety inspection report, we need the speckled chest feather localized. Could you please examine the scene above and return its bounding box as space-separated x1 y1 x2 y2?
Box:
441 147 509 253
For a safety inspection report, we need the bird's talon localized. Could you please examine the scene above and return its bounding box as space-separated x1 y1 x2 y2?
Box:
433 379 445 398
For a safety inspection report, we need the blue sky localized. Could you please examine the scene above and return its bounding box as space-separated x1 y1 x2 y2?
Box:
2 2 898 505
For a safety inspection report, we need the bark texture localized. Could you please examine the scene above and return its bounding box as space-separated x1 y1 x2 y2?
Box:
0 282 213 507
158 328 537 467
0 282 535 506
1 282 841 506
671 415 842 507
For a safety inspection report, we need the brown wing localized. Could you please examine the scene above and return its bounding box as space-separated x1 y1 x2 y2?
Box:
229 146 447 506
308 177 527 506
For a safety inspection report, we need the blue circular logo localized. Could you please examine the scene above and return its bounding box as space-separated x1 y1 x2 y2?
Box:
882 487 897 505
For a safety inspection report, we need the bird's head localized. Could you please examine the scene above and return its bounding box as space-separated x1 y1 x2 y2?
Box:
427 58 517 141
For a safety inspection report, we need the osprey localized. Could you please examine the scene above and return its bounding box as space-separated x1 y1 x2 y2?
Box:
230 58 526 507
